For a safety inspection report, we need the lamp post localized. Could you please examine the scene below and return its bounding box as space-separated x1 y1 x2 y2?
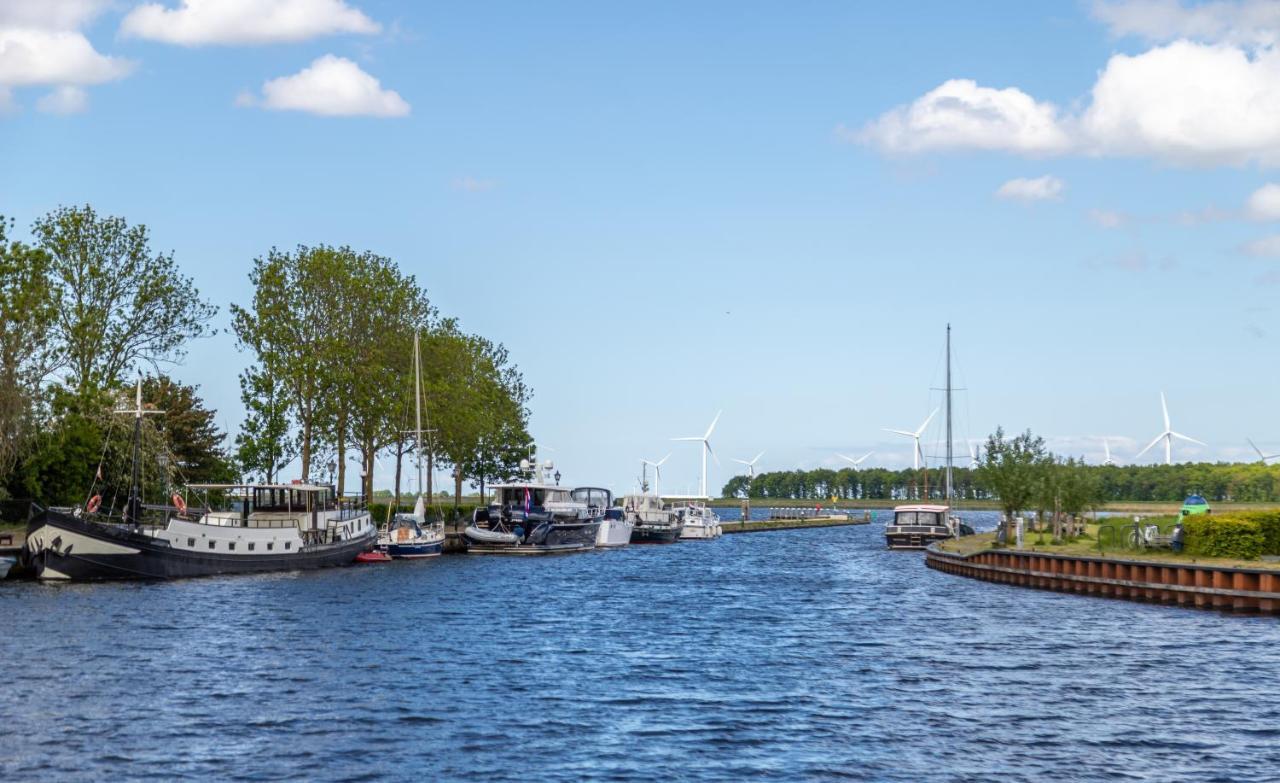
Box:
554 470 561 486
327 461 336 492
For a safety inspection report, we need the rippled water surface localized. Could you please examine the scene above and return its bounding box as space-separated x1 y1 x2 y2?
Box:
4 511 1280 782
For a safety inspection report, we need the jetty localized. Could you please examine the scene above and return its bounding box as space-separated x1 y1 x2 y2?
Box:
723 511 871 534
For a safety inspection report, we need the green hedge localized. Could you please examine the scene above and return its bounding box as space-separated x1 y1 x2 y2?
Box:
1184 515 1267 559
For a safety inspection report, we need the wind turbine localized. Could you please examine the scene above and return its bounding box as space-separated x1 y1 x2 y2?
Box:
967 441 981 469
836 451 873 468
641 453 672 496
1247 438 1280 464
732 451 766 478
1135 392 1205 465
672 410 721 498
1101 438 1116 467
883 408 939 470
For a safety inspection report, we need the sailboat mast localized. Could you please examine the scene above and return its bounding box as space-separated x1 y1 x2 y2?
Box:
414 330 423 499
945 324 953 506
128 378 143 526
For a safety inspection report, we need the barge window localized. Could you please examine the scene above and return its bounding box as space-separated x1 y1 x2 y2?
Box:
248 542 255 551
228 542 235 551
285 542 291 550
208 541 216 549
267 542 274 551
187 538 195 547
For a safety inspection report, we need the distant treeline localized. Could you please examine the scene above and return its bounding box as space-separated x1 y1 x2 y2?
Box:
723 462 1280 504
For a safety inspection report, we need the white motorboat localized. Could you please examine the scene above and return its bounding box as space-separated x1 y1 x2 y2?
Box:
464 460 601 554
673 501 722 540
572 487 630 547
622 494 683 544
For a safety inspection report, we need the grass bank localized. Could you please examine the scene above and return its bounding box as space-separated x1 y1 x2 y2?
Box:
935 524 1280 571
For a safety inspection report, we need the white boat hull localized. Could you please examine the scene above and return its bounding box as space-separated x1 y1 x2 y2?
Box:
595 516 634 547
679 520 722 540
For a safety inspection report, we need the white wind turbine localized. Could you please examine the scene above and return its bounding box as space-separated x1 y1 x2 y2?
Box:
672 410 721 498
967 441 981 469
641 453 672 496
1135 392 1205 465
883 408 939 470
1247 438 1280 464
1101 438 1116 466
732 451 766 478
836 451 873 468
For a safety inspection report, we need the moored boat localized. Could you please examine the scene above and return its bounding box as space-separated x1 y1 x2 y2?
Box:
22 380 375 581
622 494 683 544
673 501 722 540
464 460 600 554
573 487 631 548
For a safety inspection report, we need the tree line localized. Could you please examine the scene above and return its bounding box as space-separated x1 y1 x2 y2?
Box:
0 205 532 518
723 427 1280 505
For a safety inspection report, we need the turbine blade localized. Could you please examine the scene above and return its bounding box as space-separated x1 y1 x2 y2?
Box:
1249 438 1266 460
657 452 671 466
884 429 915 438
856 451 873 465
751 451 765 465
704 410 722 440
706 441 719 466
1161 391 1170 431
1170 432 1206 446
915 408 940 436
731 459 749 465
1135 433 1164 459
837 453 856 464
672 437 701 442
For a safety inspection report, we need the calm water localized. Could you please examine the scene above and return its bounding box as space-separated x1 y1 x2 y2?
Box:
4 510 1280 782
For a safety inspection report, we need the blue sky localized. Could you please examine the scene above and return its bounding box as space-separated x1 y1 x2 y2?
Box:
3 1 1280 495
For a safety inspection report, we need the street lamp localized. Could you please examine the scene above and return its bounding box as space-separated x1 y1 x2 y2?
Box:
554 469 561 486
327 461 336 490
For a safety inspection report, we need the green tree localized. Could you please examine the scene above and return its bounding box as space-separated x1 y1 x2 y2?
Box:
142 374 234 486
234 366 297 484
978 427 1047 540
0 216 58 485
33 205 217 394
231 244 348 482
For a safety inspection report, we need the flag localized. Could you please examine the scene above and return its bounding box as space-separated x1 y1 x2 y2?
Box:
524 487 531 514
95 464 103 481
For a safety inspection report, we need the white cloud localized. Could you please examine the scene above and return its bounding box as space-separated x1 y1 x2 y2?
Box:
1088 208 1130 228
1247 183 1280 220
1093 0 1280 47
858 41 1280 167
246 55 409 117
0 86 15 114
121 0 380 46
995 175 1064 201
1079 41 1280 165
1242 234 1280 256
36 84 87 114
0 28 134 87
854 78 1071 155
0 1 110 30
452 176 496 193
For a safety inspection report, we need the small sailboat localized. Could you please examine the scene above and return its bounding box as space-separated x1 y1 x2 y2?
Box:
378 330 446 558
886 324 975 550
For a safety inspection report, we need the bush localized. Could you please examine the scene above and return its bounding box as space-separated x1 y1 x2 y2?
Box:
1184 515 1265 560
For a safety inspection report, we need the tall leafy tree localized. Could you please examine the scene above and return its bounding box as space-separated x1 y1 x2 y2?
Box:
234 366 297 484
231 244 347 482
141 374 234 486
0 216 58 486
978 427 1047 539
32 205 217 394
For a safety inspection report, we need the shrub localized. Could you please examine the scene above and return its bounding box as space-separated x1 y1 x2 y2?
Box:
1184 515 1265 560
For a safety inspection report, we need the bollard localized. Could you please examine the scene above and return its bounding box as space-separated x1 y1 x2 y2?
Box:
1015 517 1025 549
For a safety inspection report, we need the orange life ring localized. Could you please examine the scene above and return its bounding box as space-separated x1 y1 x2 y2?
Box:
172 493 187 514
86 495 102 513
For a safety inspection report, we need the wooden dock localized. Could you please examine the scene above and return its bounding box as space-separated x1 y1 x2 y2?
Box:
722 514 871 534
926 545 1280 614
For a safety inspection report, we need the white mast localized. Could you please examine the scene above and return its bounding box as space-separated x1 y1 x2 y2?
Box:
945 324 953 507
413 330 426 521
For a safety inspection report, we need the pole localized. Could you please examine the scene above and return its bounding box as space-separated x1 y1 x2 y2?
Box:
945 323 953 507
414 330 423 506
128 379 143 526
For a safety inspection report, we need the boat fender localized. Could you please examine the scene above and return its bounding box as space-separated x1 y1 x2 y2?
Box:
86 495 102 513
514 525 525 541
172 493 187 514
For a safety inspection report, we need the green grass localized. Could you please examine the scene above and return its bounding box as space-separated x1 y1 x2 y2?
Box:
936 523 1280 570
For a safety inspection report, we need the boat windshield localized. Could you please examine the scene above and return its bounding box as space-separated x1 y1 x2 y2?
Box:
894 511 942 526
496 487 572 507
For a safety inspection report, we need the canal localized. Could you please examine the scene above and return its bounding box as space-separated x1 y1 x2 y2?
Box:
3 511 1278 781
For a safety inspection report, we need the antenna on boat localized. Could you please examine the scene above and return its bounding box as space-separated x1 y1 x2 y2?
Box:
945 323 953 511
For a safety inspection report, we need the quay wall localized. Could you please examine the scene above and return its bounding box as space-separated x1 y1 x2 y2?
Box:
925 546 1280 614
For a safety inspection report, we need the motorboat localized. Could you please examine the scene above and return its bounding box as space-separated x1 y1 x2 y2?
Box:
673 501 722 540
464 459 600 554
621 494 683 544
573 487 631 548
